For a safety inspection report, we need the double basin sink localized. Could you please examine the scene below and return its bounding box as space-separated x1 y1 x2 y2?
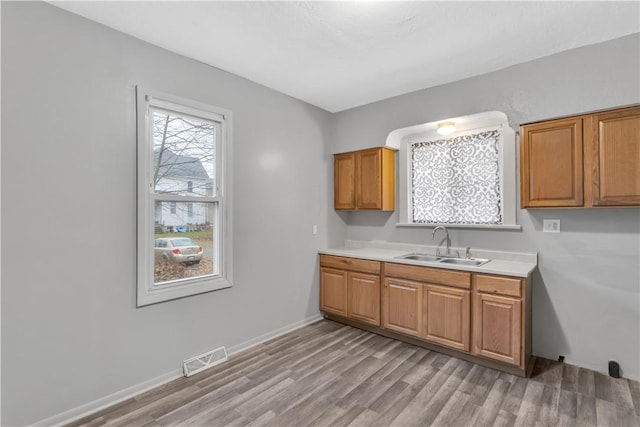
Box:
395 253 490 267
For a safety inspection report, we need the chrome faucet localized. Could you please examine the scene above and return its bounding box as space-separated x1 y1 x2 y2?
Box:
432 226 459 258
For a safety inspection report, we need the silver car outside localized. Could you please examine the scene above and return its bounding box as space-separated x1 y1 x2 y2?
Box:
154 237 203 266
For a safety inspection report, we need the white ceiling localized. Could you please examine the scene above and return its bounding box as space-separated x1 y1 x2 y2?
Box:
50 1 639 113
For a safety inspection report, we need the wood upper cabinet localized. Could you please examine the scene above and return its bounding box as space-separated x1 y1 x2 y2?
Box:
521 105 640 208
382 278 423 337
586 107 640 206
520 118 583 208
423 284 470 352
319 255 381 326
334 147 395 211
334 153 356 210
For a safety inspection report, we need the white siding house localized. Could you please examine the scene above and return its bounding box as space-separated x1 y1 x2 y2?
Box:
153 149 213 229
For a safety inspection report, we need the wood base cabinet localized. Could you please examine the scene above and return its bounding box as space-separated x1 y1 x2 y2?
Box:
473 273 531 371
521 105 640 208
319 267 348 317
319 254 532 376
424 284 470 352
382 278 423 337
348 272 380 326
319 255 381 326
382 263 472 352
473 293 521 365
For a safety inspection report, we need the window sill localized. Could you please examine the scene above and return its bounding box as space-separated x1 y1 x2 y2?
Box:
396 222 522 231
137 276 232 307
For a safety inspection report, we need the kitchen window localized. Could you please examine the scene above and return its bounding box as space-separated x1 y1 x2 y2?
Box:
136 87 233 306
394 111 519 229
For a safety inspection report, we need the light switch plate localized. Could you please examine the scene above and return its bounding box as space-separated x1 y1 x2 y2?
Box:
543 219 560 233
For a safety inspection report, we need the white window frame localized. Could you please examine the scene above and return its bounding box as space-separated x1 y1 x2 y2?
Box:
391 111 520 230
136 86 233 307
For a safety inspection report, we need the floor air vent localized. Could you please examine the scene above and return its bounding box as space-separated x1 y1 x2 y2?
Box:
183 346 228 377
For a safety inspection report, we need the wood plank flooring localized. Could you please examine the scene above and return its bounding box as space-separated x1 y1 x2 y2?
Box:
67 320 640 427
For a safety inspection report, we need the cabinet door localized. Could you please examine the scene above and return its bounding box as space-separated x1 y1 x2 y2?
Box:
334 153 356 210
521 118 583 207
348 272 380 326
382 278 423 337
474 293 521 366
320 268 348 317
588 107 640 206
356 149 382 209
423 285 470 351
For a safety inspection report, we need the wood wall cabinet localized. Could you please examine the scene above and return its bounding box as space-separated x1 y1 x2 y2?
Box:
334 154 356 210
520 118 584 207
334 147 395 211
319 255 381 326
587 108 640 206
521 105 640 208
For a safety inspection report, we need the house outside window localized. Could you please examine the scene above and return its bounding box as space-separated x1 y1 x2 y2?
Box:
392 111 519 229
136 87 233 306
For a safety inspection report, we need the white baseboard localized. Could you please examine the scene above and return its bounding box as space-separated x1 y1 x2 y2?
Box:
32 313 324 427
32 369 183 427
227 313 323 356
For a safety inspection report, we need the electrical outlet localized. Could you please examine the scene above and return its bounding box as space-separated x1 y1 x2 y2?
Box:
543 219 560 233
312 225 318 235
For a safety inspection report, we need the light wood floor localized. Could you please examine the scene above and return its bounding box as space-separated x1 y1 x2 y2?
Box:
68 320 640 427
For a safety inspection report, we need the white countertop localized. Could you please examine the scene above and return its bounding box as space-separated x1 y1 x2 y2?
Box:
319 240 537 278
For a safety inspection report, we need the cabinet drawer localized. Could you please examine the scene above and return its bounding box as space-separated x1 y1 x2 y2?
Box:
475 274 522 298
384 262 470 289
320 254 381 274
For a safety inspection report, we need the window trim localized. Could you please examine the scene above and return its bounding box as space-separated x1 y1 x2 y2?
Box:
394 111 520 230
136 86 233 307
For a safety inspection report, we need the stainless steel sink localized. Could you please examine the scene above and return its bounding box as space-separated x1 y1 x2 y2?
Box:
395 252 490 267
439 258 489 266
394 253 442 262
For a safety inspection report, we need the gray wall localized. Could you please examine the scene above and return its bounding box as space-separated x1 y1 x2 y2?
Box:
1 2 344 425
333 34 640 380
2 2 639 425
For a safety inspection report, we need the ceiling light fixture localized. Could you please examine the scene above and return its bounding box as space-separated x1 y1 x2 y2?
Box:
436 122 456 136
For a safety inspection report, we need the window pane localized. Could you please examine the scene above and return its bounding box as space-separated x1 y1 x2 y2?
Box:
152 109 215 196
153 201 217 285
411 130 502 224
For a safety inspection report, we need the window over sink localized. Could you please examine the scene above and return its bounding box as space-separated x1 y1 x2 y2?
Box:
389 111 520 229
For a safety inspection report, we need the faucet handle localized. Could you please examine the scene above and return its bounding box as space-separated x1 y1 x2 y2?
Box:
465 247 471 259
